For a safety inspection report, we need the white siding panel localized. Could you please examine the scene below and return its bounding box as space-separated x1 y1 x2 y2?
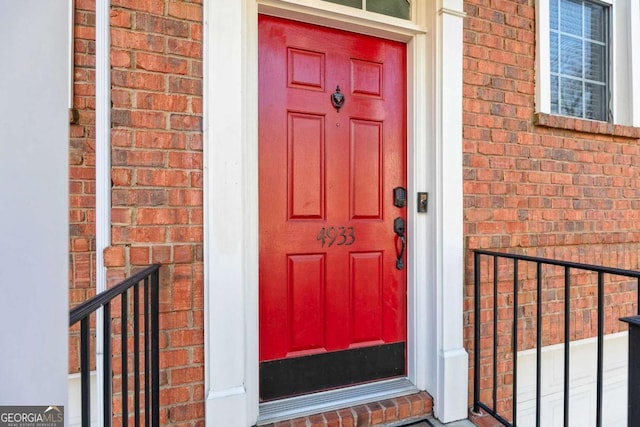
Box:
517 332 628 427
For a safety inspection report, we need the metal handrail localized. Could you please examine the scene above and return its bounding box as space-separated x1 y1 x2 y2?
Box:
473 250 640 427
70 264 161 427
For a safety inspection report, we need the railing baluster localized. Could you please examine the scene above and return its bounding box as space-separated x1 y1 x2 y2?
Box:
80 317 91 427
596 271 604 427
512 259 518 425
535 262 541 427
564 267 570 427
134 282 141 427
473 251 481 414
104 302 112 427
144 276 150 427
151 269 160 427
493 255 498 411
122 291 129 427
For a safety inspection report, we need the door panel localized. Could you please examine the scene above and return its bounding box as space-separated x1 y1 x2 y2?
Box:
259 15 407 400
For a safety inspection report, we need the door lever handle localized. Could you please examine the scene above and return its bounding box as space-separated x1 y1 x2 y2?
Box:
394 217 406 270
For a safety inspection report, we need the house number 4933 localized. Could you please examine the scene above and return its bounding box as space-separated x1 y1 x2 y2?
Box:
316 226 355 247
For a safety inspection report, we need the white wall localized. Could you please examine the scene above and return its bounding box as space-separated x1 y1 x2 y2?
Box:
0 0 69 410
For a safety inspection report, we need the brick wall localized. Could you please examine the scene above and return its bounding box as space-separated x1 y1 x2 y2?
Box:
107 1 204 425
70 0 97 310
69 0 98 378
69 1 204 425
463 0 640 417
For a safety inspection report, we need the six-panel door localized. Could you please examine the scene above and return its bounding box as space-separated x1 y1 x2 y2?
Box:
258 15 407 401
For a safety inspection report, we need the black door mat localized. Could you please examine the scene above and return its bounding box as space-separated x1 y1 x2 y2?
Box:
397 420 433 427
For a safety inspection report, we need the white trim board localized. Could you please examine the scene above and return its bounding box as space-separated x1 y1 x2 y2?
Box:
203 1 467 425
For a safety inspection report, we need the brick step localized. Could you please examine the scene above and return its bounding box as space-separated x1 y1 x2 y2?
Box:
259 391 433 427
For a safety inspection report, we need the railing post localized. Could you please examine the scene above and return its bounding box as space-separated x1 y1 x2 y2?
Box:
620 316 640 427
473 251 481 414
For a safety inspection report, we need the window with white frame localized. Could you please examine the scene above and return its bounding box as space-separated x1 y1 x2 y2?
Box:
550 0 609 121
536 0 640 126
323 0 411 20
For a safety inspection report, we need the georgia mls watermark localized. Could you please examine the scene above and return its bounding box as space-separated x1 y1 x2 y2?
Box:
0 406 64 427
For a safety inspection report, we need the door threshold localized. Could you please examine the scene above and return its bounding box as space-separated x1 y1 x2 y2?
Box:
257 377 418 424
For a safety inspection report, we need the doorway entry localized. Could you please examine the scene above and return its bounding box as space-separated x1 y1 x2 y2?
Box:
258 15 408 402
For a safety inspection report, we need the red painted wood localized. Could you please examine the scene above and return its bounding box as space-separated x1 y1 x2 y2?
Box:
259 15 407 363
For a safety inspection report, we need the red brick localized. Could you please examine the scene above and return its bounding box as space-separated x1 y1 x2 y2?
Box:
129 246 150 265
136 52 189 74
159 311 190 330
112 150 165 167
159 385 191 405
135 14 190 37
111 28 165 52
168 152 202 169
167 1 202 21
135 131 186 149
151 245 172 263
173 245 193 263
112 70 166 91
110 9 131 28
169 329 204 347
136 169 189 187
110 50 132 68
168 226 204 243
167 38 202 58
103 246 125 267
170 114 201 131
168 189 202 207
168 76 202 95
111 0 165 15
111 168 131 186
137 92 189 112
137 208 189 225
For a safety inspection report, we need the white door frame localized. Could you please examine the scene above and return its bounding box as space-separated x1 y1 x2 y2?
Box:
203 1 467 425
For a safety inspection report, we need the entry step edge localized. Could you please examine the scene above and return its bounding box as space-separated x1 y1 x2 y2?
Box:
258 379 432 426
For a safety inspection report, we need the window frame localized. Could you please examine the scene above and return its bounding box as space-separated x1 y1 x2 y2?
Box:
536 0 640 127
322 0 412 20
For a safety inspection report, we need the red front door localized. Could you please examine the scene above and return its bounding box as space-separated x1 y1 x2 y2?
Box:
258 15 407 401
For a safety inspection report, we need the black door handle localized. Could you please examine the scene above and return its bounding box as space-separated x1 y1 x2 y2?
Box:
394 217 406 270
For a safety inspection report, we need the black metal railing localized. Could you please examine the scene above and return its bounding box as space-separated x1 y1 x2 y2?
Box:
69 264 160 427
473 250 640 427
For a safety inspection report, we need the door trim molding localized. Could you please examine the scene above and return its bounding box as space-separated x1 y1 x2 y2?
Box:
203 1 468 425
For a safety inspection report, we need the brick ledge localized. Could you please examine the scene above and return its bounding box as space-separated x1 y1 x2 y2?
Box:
534 112 640 139
259 391 433 427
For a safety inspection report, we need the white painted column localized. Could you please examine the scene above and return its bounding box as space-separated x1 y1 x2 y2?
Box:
0 0 69 408
204 0 259 426
433 0 469 423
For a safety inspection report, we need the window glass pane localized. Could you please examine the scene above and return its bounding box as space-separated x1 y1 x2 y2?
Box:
551 0 610 121
560 35 582 77
367 0 410 20
560 77 584 117
550 32 559 73
585 82 606 120
550 0 559 30
584 2 606 42
323 0 363 8
585 41 605 81
551 75 560 114
560 0 583 36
